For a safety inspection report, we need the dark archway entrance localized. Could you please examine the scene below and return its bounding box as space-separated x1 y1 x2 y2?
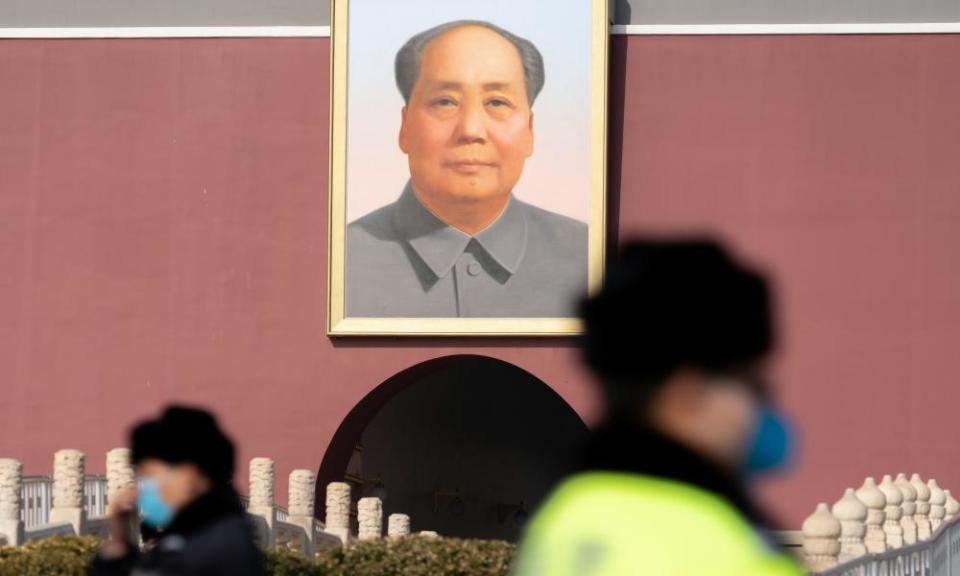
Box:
316 355 588 541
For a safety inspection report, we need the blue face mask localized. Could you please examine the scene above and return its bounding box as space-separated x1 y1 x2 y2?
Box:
138 478 175 529
744 406 794 476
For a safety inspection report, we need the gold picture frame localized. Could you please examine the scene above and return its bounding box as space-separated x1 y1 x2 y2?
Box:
327 0 608 336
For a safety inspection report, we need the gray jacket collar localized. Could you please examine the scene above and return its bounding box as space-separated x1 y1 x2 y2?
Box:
392 182 528 280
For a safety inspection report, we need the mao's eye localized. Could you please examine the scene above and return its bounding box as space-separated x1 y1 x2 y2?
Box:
430 97 458 108
487 98 512 108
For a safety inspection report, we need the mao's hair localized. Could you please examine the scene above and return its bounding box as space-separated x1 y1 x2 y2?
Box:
395 20 545 106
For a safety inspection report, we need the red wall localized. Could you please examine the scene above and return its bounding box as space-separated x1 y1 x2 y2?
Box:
2 34 959 526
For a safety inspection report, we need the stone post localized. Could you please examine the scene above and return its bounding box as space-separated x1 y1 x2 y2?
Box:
387 513 411 538
910 473 932 540
357 497 383 541
105 448 135 514
419 530 439 538
802 503 841 573
878 475 904 549
287 469 317 555
928 479 946 533
0 459 24 546
945 490 960 523
248 458 276 548
832 488 867 562
895 473 918 545
855 477 886 553
49 449 86 535
325 482 352 544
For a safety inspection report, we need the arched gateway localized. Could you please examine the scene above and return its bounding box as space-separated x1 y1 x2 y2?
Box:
316 355 588 541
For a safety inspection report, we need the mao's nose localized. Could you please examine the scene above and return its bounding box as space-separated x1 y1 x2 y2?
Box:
455 100 487 143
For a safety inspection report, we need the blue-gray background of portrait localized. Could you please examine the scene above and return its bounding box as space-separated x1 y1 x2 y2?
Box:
343 0 593 224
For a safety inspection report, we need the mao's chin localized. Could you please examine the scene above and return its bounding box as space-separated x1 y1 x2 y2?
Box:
420 174 508 203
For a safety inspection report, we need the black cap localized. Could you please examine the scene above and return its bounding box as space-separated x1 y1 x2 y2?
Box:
581 238 774 390
130 405 235 484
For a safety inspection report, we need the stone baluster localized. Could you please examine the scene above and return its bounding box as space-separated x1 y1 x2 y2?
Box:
105 448 135 514
802 503 841 573
287 469 317 555
855 477 886 553
895 473 918 545
0 459 24 546
249 458 275 509
832 488 867 562
49 449 86 535
288 469 316 519
910 473 932 540
387 513 411 538
325 482 352 544
248 457 276 547
878 475 904 548
357 497 383 541
945 490 960 523
928 479 946 533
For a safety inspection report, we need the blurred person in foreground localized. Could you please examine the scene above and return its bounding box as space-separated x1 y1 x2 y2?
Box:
89 406 267 576
513 239 802 575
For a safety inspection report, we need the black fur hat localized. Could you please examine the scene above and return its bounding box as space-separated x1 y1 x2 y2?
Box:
130 405 236 484
581 238 775 398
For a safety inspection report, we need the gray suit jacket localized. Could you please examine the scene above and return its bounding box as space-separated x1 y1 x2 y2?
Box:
346 183 588 318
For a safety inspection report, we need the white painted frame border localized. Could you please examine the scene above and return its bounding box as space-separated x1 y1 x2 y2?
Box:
2 22 960 38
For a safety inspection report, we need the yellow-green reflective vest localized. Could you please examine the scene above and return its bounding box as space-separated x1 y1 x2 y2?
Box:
513 472 803 576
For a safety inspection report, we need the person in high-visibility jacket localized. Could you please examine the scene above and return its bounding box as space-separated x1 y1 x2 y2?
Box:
513 239 803 576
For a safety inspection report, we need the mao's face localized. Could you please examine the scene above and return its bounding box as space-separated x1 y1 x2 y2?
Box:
399 26 534 205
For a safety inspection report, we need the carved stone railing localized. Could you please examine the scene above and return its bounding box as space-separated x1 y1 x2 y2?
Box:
817 514 960 575
1 449 436 555
802 473 960 575
0 451 117 545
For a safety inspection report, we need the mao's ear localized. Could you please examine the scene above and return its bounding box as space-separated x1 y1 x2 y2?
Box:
399 106 410 154
526 111 535 158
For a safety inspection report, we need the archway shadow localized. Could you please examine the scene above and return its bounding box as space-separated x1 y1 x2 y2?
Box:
315 354 587 538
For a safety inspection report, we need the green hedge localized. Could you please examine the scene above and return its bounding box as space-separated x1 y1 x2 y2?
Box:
0 536 100 576
0 535 515 576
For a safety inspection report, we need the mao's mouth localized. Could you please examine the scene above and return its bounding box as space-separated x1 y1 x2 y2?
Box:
444 159 497 174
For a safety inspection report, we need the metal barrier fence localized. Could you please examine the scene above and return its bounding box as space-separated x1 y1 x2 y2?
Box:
20 474 107 529
820 515 960 576
20 476 51 529
84 475 107 518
